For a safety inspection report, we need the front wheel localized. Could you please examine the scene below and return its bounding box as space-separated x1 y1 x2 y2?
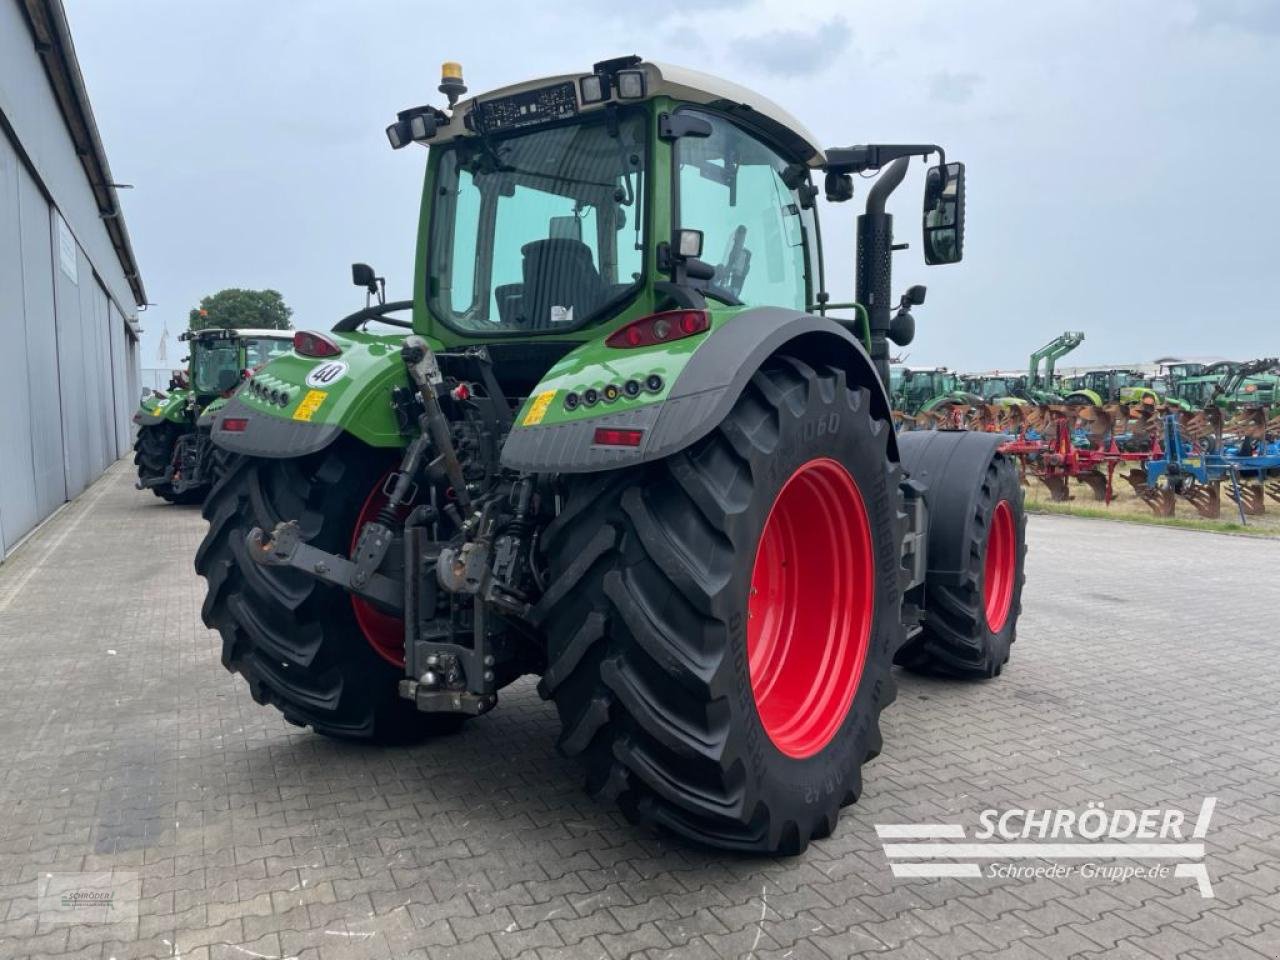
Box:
535 355 905 853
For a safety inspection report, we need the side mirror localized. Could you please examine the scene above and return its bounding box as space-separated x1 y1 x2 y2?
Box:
351 262 378 293
922 162 965 265
902 284 927 306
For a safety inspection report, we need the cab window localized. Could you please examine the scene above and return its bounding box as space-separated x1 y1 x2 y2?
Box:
675 110 815 310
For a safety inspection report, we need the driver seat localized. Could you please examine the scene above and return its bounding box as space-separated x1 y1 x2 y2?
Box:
520 239 607 329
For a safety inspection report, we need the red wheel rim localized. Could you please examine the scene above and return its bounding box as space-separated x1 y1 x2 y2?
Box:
983 500 1016 633
747 458 875 760
350 473 406 668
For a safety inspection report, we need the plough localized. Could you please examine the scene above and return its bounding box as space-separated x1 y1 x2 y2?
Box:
998 411 1155 503
1142 413 1280 520
896 384 1280 518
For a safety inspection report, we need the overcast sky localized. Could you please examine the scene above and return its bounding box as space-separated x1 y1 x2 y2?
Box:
67 0 1279 373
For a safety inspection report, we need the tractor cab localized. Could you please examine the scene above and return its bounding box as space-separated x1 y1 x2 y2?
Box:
385 57 961 392
181 328 292 404
392 59 830 349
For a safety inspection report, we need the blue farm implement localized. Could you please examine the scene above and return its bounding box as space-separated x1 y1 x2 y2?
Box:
1143 414 1280 520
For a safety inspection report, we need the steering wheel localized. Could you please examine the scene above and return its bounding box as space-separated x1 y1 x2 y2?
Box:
715 225 751 298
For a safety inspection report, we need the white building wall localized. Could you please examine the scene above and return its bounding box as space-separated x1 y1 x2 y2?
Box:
0 0 143 558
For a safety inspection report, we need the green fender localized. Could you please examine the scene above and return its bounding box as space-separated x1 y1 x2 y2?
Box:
207 330 420 458
1119 386 1159 406
135 388 191 427
1065 389 1103 406
502 306 894 474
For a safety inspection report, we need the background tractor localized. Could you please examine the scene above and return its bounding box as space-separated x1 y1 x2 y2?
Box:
1023 330 1083 403
891 366 982 425
196 58 1027 854
133 327 291 502
1062 368 1162 407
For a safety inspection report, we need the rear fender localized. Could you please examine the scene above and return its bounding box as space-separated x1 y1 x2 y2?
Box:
501 307 896 473
207 332 411 458
134 389 190 427
896 430 1006 587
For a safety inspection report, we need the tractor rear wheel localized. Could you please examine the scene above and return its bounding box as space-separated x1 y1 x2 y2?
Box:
195 441 465 743
895 446 1026 678
134 422 202 504
535 355 905 853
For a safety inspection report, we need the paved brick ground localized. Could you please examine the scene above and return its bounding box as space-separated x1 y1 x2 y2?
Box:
2 460 1279 960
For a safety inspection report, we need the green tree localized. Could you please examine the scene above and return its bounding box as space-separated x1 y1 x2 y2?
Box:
188 288 293 331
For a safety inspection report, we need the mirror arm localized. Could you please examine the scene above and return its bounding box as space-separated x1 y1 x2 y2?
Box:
824 144 944 177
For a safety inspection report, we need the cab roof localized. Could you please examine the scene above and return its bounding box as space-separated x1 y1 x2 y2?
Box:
179 327 294 342
439 58 827 166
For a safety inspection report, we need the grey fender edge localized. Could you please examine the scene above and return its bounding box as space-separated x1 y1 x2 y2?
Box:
208 396 344 459
501 307 896 474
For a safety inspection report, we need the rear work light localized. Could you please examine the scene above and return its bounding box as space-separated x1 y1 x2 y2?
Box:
293 330 342 358
221 417 249 433
593 427 644 447
606 310 709 349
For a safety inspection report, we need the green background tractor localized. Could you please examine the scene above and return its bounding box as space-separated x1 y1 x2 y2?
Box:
196 58 1028 854
892 366 981 417
1022 330 1083 403
133 328 291 502
1063 368 1163 407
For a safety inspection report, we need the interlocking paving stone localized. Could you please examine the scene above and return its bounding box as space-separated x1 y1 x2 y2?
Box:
2 460 1279 959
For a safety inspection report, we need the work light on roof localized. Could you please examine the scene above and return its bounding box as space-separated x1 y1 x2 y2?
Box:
579 74 606 104
615 69 646 99
386 106 441 150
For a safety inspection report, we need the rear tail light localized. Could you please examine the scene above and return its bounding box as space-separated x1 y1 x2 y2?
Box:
606 310 709 348
293 330 342 358
221 417 249 432
592 427 644 447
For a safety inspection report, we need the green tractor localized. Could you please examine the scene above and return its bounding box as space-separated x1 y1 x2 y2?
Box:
1022 330 1083 403
197 58 1027 853
1160 359 1279 411
1062 368 1162 407
134 327 292 502
959 373 1029 406
892 366 981 416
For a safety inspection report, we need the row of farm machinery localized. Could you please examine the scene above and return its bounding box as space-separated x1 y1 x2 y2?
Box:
891 338 1280 522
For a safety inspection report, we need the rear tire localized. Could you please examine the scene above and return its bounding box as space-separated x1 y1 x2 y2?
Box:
535 355 905 853
895 452 1026 678
134 422 202 504
195 440 465 743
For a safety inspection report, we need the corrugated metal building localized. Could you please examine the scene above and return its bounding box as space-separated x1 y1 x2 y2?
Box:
0 0 146 558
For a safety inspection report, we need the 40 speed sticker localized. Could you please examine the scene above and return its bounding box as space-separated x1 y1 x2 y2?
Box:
305 361 348 388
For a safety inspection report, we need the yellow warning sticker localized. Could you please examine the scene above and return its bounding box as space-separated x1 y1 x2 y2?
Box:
292 389 327 422
522 389 557 426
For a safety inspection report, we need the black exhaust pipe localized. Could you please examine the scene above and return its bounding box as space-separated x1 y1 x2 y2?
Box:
855 156 910 389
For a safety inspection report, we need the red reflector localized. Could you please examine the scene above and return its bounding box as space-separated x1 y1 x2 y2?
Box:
293 330 342 358
593 427 644 447
606 310 709 348
221 417 249 432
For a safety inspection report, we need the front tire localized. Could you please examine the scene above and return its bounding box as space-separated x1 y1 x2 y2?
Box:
535 355 905 853
195 441 465 743
895 451 1026 678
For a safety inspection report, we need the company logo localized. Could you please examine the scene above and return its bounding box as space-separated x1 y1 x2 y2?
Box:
876 798 1217 897
37 871 140 925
